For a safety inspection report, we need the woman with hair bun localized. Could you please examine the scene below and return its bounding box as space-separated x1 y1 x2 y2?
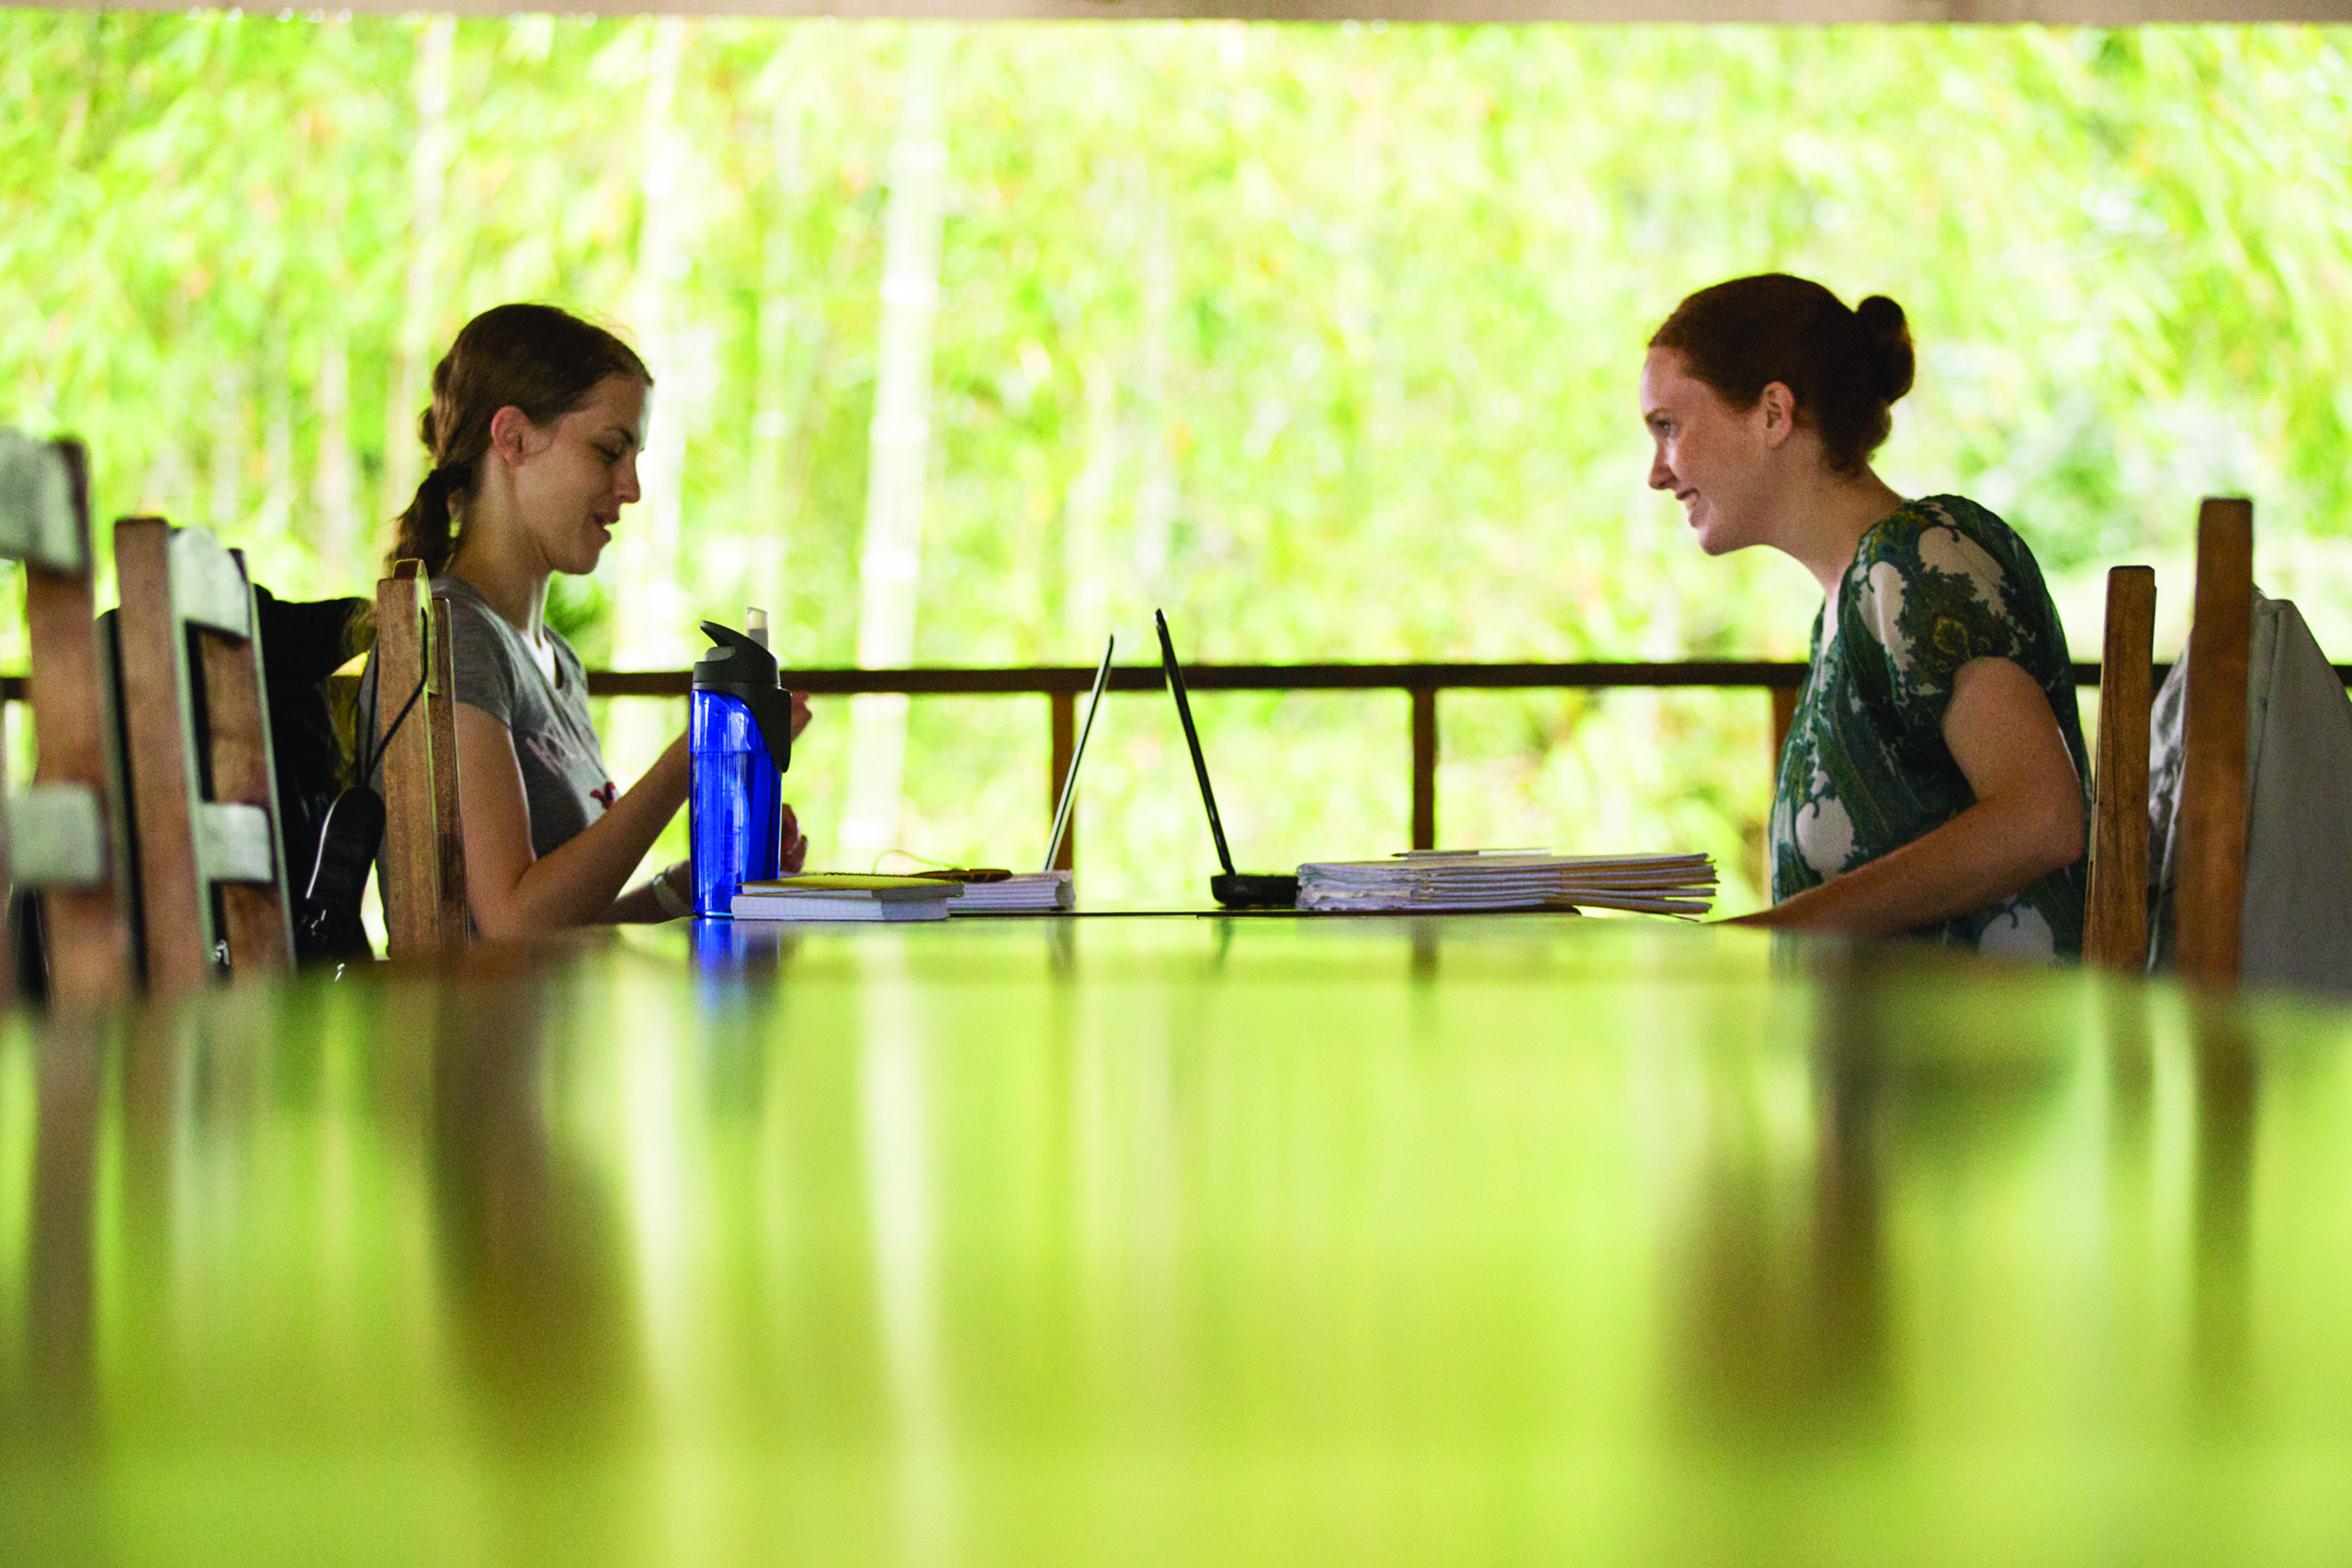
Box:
1641 274 2088 956
372 302 809 937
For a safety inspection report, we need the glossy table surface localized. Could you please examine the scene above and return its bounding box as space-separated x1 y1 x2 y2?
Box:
5 914 2352 1566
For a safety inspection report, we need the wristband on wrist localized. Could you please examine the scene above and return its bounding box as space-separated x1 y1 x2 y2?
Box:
651 861 694 919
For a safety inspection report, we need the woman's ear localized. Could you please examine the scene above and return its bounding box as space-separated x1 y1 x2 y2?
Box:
1757 382 1797 447
487 404 545 468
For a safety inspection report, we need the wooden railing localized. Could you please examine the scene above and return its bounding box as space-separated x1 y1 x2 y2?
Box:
585 660 1816 864
19 658 2346 873
586 657 2352 868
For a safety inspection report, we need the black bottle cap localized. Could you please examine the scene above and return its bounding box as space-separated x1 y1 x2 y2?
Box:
694 620 796 776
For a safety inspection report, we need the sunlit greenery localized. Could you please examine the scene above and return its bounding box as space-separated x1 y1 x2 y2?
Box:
4 16 2347 908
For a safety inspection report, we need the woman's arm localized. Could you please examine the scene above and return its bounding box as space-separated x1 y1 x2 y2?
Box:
454 703 689 938
1736 656 2086 937
603 806 810 922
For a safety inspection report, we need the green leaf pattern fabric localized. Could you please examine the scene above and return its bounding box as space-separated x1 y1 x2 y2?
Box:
1770 496 2091 958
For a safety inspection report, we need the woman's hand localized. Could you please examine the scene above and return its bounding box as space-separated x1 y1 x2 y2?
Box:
789 692 813 739
781 804 808 874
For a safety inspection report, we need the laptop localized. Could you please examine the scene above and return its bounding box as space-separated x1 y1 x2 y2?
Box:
1153 609 1301 909
1042 635 1115 874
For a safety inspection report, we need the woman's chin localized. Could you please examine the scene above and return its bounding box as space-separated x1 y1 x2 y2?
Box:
1692 515 1749 556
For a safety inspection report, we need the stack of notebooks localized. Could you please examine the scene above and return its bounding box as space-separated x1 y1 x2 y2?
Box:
1295 851 1717 918
922 870 1075 915
731 874 963 922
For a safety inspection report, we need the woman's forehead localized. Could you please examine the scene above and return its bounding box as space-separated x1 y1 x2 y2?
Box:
576 375 648 439
1640 347 1702 410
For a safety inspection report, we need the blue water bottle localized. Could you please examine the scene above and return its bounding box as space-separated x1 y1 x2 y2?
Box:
689 615 798 917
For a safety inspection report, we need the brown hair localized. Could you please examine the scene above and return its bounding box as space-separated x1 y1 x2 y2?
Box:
1648 275 1915 478
388 303 652 576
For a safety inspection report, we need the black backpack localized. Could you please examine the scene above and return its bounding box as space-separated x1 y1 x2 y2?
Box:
252 588 375 964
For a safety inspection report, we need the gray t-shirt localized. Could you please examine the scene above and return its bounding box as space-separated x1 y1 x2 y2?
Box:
362 575 615 861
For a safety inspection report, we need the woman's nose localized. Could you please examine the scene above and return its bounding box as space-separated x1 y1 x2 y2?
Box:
1647 450 1675 491
616 454 642 505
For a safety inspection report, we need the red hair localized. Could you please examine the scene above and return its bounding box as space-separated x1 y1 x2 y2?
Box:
1650 275 1914 477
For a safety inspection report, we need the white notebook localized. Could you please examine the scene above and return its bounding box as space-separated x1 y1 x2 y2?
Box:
730 893 954 922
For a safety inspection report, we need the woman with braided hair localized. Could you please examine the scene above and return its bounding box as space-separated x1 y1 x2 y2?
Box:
1640 275 2089 955
372 303 809 936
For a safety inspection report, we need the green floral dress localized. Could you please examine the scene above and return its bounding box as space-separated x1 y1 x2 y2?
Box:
1770 495 2091 958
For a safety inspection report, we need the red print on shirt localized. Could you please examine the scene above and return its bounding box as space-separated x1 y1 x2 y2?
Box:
592 782 619 810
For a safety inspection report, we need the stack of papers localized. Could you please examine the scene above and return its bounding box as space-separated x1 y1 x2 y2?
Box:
933 871 1074 915
1295 851 1717 918
731 874 962 922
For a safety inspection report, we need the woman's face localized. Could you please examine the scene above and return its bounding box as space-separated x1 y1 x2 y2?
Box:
505 374 648 576
1640 347 1775 557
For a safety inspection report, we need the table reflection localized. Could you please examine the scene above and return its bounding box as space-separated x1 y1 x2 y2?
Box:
3 918 2349 1565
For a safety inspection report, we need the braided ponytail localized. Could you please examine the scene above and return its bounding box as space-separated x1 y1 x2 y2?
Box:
384 303 651 578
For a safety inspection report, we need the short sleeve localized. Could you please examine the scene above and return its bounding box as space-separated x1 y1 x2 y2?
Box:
1839 508 2034 748
437 591 519 727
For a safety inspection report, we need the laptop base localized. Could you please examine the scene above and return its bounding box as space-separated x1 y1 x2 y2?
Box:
1212 872 1301 909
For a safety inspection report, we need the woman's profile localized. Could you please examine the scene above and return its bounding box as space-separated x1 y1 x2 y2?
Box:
1641 274 2088 956
372 302 809 936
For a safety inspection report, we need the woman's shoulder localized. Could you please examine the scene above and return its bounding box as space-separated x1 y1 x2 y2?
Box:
425 574 529 710
428 575 521 649
1849 494 2040 586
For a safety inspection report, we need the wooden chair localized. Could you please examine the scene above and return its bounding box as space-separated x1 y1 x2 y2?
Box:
114 516 294 991
0 431 139 1007
374 561 468 958
2083 498 2254 984
2173 498 2254 986
2083 564 2156 971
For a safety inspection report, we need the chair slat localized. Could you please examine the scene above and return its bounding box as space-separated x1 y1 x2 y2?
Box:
2085 565 2156 972
6 784 107 887
0 430 86 574
169 526 257 637
198 803 277 885
2176 498 2255 986
376 564 442 960
17 442 136 1004
116 517 212 992
198 585 292 974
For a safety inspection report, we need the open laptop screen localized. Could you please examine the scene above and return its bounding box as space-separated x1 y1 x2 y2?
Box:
1042 635 1114 874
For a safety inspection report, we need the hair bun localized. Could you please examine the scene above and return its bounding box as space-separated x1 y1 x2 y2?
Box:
1855 295 1915 405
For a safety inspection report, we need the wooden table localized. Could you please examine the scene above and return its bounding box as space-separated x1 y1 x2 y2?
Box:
5 915 2350 1565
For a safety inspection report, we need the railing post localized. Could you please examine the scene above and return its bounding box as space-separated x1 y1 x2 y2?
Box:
1769 687 1797 782
1410 686 1438 852
1047 688 1077 872
1765 686 1800 897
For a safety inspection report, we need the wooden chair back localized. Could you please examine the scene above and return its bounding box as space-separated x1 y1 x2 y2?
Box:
2173 497 2255 986
374 561 468 958
0 432 140 1007
2083 565 2156 971
114 516 294 991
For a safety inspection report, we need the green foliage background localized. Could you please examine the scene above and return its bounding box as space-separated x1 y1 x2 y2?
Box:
3 15 2348 908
